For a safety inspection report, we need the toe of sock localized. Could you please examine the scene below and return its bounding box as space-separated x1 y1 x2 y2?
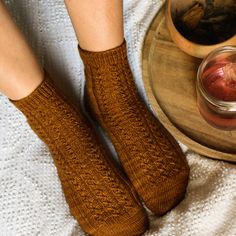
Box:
144 168 190 216
93 206 149 236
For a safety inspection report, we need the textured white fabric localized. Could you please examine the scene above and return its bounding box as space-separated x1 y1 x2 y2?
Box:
0 0 235 235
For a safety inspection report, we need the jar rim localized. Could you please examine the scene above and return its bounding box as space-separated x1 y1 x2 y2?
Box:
197 46 236 112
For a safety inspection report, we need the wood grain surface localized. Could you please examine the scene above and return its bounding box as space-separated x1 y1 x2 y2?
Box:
142 6 236 162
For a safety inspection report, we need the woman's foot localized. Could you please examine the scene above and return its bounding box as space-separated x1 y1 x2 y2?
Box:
12 72 148 236
79 41 190 215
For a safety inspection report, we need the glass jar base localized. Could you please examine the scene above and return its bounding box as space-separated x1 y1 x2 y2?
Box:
197 103 236 130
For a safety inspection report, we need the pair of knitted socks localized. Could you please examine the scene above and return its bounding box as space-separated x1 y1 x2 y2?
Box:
12 41 189 236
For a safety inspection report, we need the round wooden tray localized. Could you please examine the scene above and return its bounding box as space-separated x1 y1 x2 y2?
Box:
142 6 236 163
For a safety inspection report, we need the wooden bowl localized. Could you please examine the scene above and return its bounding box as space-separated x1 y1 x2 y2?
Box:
166 0 236 58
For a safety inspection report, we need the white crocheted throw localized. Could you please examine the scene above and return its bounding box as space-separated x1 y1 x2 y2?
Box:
0 0 235 235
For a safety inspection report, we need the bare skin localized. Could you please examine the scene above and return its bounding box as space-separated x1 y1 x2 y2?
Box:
64 0 124 51
0 0 124 99
0 1 43 100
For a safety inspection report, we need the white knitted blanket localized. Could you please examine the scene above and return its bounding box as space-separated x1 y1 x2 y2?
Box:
0 0 235 235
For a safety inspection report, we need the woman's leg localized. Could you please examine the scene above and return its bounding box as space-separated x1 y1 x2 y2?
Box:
0 2 148 235
64 0 123 51
0 1 43 100
65 0 190 215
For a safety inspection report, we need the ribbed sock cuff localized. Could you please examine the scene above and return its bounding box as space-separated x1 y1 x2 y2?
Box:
78 40 128 67
10 77 57 115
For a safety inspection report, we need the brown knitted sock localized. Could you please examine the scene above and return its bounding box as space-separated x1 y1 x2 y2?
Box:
11 73 148 236
79 41 190 215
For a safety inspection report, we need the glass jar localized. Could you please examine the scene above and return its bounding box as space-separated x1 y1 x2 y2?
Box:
196 46 236 130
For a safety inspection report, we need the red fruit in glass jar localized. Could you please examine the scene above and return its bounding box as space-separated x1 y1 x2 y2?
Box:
202 63 236 101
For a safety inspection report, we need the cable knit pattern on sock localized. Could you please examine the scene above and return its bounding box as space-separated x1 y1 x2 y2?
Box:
79 41 190 215
11 75 148 236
